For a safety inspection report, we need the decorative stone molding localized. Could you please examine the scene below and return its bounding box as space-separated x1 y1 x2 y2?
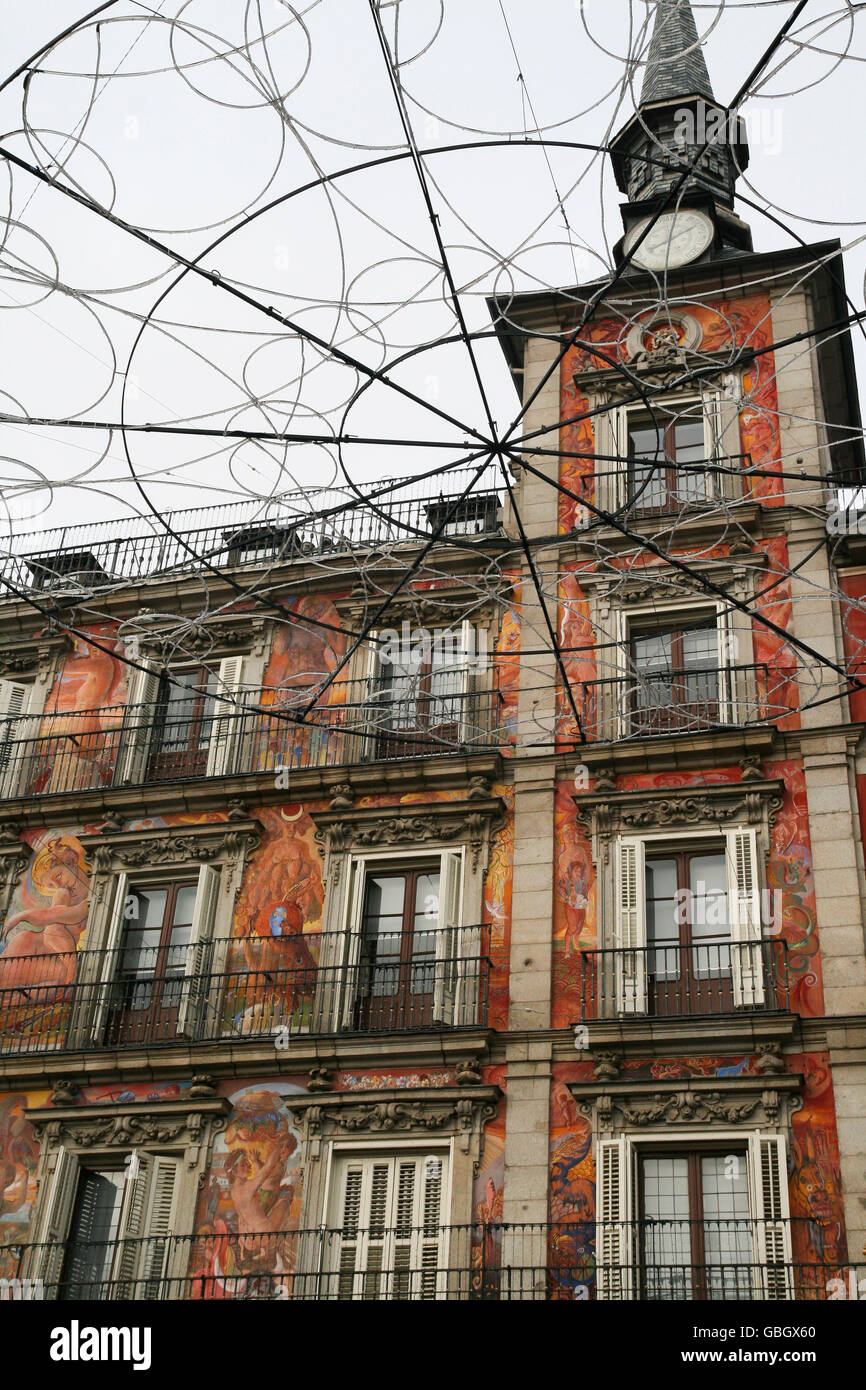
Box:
26 1097 230 1171
0 632 72 685
312 797 505 878
624 311 704 362
573 1074 803 1139
0 829 30 915
575 778 784 866
79 819 262 907
288 1085 500 1166
128 615 268 663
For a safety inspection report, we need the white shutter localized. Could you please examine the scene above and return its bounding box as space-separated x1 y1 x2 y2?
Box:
595 1137 634 1300
725 827 765 1008
176 864 220 1038
116 661 161 785
330 1153 447 1300
593 401 627 516
206 656 246 777
704 380 743 501
0 679 32 799
749 1134 793 1300
114 1154 180 1298
338 857 367 1031
433 849 466 1026
716 604 735 723
90 872 129 1045
614 838 647 1014
32 1146 80 1293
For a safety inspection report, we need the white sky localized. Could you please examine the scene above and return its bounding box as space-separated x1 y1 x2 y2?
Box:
0 0 863 539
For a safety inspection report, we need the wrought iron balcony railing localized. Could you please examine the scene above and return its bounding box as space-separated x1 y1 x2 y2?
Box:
0 678 504 800
576 663 790 741
577 942 790 1021
572 454 751 522
0 930 491 1055
2 1220 855 1302
2 471 505 597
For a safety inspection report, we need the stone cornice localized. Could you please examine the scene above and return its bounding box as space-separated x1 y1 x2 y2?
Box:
287 1084 501 1162
573 776 785 838
78 818 262 875
0 752 506 826
571 1072 804 1131
25 1096 230 1151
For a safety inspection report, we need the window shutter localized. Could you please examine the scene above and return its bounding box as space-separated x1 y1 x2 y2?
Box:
614 838 647 1014
206 655 246 777
595 1137 634 1300
114 1154 180 1298
593 401 627 515
716 604 735 723
704 380 742 501
177 864 220 1038
32 1146 80 1293
89 872 129 1045
0 679 32 798
725 827 765 1008
339 857 366 1031
116 661 161 784
330 1154 447 1301
433 848 467 1026
749 1134 793 1299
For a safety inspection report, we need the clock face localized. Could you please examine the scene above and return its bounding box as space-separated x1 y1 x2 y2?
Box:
624 210 714 271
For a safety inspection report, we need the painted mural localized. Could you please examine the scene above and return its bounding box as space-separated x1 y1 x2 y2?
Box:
259 594 347 770
0 831 91 1048
548 1073 595 1299
470 1065 505 1298
35 627 129 795
787 1052 847 1289
0 1089 46 1273
190 1079 306 1299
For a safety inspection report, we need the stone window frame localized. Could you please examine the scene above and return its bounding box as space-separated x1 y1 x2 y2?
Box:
22 1088 229 1294
310 791 504 1034
68 818 262 1049
287 1081 501 1274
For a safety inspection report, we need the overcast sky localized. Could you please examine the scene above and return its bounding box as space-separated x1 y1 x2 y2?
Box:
0 0 863 540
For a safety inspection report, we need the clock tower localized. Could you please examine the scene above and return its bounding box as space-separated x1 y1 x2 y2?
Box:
610 0 753 270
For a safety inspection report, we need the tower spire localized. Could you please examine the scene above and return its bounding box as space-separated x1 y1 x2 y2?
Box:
641 0 715 106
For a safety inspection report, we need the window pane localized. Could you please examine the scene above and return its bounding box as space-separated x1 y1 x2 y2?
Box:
701 1153 753 1298
362 875 406 995
641 1156 692 1299
646 858 679 979
412 871 440 991
120 889 167 975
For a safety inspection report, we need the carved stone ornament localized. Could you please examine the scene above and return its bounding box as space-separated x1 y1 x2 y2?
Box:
27 1098 230 1171
455 1057 483 1087
0 632 72 684
574 1074 803 1137
574 778 785 863
135 617 264 662
287 1085 500 1164
592 1051 622 1082
82 822 262 877
313 798 505 876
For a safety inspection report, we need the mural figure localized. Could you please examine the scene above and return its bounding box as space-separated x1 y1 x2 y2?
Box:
0 837 90 1020
190 1083 304 1299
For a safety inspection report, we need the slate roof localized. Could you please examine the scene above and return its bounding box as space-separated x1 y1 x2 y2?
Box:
641 0 716 105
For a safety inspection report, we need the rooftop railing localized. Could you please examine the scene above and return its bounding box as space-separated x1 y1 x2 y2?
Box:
0 471 505 597
2 1220 854 1301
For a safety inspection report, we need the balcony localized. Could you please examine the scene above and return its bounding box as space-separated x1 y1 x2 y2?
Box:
577 942 790 1021
3 472 505 598
574 455 751 524
3 1220 855 1301
0 930 491 1056
577 664 790 742
0 678 504 801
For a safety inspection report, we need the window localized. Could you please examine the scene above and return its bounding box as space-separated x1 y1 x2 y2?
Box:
646 848 734 1016
639 1149 753 1300
356 865 440 1030
119 655 246 783
92 865 220 1046
103 882 199 1046
627 412 708 513
628 618 721 734
614 829 765 1016
327 1151 448 1300
315 848 480 1033
40 1149 180 1300
370 625 475 757
596 1135 793 1302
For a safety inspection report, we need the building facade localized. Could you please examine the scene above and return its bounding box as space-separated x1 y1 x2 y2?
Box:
0 0 865 1301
